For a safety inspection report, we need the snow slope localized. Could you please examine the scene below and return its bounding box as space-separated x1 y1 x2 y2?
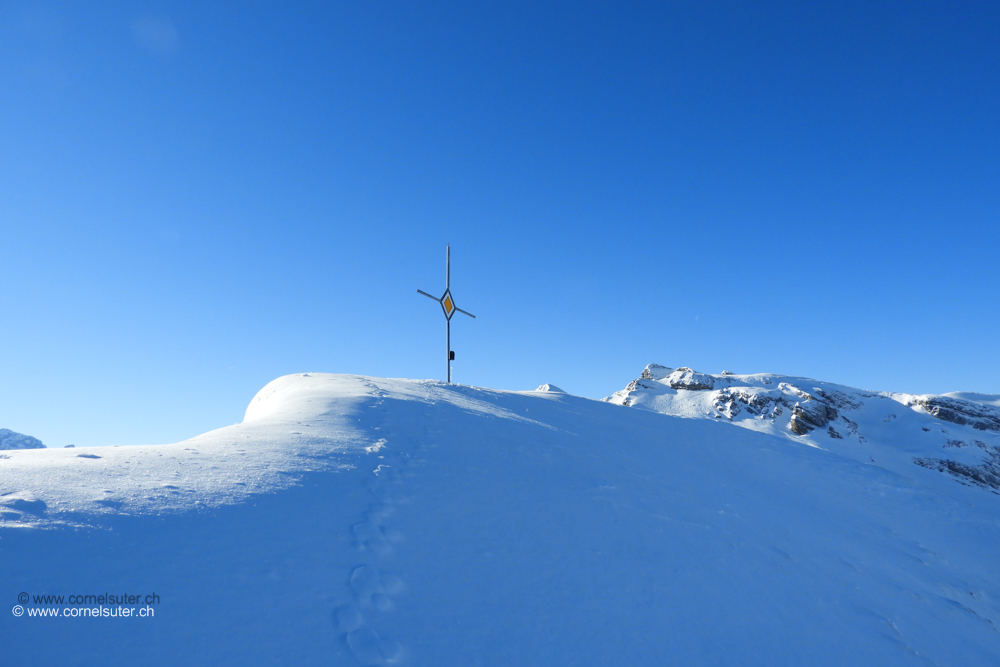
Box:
2 372 999 666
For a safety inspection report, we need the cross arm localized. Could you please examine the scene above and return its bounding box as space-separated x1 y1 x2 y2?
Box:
455 307 476 319
417 289 440 302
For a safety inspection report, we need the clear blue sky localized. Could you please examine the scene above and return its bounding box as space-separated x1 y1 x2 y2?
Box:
2 1 998 447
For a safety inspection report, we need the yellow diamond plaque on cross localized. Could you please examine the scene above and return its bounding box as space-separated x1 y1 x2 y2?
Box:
442 291 456 319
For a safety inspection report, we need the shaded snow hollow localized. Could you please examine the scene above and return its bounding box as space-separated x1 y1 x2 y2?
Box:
2 372 999 666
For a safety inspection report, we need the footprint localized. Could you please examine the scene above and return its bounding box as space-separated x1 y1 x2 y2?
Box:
334 604 363 633
379 574 404 595
380 638 403 664
346 627 402 665
368 485 394 502
351 566 406 604
350 566 385 606
346 627 384 665
353 522 392 556
366 502 396 522
352 501 400 555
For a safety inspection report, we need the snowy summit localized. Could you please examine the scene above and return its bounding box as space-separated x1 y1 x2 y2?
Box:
2 370 999 665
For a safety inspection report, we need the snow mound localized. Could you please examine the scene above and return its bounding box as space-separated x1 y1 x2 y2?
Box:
0 428 45 450
0 375 387 526
534 383 565 393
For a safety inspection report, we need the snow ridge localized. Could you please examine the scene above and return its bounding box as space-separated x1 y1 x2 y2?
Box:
3 371 999 665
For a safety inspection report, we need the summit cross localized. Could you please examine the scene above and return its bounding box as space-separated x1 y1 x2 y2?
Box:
417 245 476 383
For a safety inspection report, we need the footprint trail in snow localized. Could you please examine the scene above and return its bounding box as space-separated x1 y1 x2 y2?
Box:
334 391 429 665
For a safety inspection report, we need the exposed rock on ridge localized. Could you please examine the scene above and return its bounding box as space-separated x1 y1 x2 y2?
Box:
0 429 45 450
789 400 838 435
605 364 1000 495
908 396 1000 432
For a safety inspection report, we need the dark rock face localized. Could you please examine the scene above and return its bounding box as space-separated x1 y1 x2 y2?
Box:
0 429 44 450
840 417 866 443
625 378 656 392
641 364 673 381
789 400 838 435
944 439 987 449
914 448 1000 493
911 397 1000 433
788 415 810 435
712 388 790 421
667 369 715 391
814 389 863 411
638 364 715 390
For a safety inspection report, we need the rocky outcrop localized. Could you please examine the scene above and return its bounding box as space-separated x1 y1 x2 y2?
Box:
814 388 863 411
789 400 838 435
641 364 673 381
625 378 655 392
910 397 1000 433
913 446 1000 493
609 362 1000 498
622 366 847 437
666 368 715 391
638 364 715 391
712 388 789 421
0 429 44 450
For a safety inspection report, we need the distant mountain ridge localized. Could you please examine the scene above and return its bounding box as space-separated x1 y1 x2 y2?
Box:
605 364 1000 493
0 428 44 450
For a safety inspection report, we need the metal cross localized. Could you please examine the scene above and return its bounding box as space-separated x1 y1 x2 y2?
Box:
417 245 475 383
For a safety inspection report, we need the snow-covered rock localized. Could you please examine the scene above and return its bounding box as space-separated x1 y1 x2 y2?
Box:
534 383 565 393
0 428 45 450
606 363 1000 494
905 394 1000 432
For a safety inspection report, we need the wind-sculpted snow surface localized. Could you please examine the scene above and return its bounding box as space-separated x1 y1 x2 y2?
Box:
2 373 999 665
607 364 1000 494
